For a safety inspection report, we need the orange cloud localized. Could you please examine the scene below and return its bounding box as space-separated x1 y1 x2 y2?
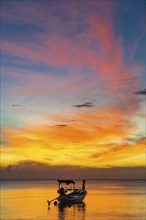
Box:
1 101 145 168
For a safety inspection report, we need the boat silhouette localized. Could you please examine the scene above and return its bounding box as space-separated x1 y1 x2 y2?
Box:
47 179 87 206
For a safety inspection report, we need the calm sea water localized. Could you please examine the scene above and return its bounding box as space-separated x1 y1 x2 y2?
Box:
0 180 145 220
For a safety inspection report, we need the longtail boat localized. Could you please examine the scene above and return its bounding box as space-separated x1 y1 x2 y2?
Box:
47 179 87 206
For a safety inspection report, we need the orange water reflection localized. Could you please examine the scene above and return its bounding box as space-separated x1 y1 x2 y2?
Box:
1 180 145 220
53 202 86 220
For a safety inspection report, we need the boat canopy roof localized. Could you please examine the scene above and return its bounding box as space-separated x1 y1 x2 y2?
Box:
57 179 75 184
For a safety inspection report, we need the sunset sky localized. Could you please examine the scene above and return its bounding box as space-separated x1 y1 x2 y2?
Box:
1 0 146 179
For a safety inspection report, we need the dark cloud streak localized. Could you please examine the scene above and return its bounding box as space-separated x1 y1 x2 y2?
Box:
73 102 94 108
57 124 68 127
12 104 23 107
0 161 145 180
134 88 146 95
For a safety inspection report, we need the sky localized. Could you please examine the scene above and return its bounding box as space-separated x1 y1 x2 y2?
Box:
0 0 146 179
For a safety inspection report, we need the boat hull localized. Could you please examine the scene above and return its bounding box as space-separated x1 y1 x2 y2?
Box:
58 189 87 205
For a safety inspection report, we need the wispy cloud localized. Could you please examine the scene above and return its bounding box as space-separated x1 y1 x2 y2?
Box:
90 137 145 161
12 104 23 107
134 88 146 95
57 124 68 127
73 102 94 108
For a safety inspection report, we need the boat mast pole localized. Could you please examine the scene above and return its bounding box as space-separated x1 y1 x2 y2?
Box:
82 180 86 190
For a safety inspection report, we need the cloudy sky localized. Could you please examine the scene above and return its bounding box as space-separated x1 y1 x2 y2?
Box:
1 0 145 179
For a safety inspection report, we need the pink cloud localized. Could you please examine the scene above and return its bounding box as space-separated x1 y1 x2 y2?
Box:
1 1 144 105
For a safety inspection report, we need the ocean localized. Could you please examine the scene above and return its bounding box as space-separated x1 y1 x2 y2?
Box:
0 180 145 220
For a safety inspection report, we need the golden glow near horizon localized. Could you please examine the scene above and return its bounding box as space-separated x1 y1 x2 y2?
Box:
1 109 145 168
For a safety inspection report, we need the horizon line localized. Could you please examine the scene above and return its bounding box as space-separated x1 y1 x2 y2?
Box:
1 178 146 181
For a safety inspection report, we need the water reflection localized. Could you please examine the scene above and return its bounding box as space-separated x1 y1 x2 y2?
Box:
1 180 145 220
56 202 86 220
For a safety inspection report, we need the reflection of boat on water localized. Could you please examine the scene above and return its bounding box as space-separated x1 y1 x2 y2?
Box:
58 202 86 220
47 179 87 206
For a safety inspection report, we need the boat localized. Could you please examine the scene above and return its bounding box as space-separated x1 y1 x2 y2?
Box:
47 179 87 206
